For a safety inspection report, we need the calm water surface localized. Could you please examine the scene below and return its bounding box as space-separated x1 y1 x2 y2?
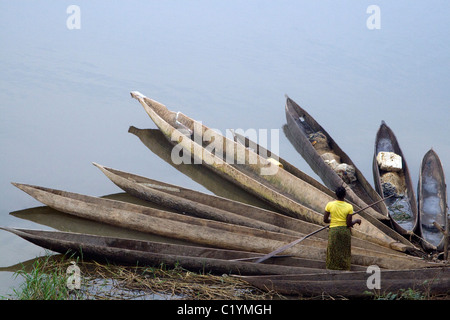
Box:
1 1 449 297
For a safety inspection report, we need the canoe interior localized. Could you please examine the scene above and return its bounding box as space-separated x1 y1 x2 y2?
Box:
373 122 418 234
231 130 335 198
285 97 387 217
136 96 336 222
418 149 448 250
99 164 431 261
15 179 436 271
134 99 305 206
133 94 425 253
138 96 249 167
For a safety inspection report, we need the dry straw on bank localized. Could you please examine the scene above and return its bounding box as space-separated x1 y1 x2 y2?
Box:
6 254 282 300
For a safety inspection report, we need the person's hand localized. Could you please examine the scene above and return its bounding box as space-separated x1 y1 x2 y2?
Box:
348 219 362 228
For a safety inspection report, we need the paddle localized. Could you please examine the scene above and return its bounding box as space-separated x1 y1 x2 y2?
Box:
253 195 393 264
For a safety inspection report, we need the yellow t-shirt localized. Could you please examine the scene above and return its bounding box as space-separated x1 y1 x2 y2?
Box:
325 200 354 228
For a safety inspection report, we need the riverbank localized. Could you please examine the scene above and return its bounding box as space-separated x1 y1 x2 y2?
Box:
2 253 449 301
1 254 281 300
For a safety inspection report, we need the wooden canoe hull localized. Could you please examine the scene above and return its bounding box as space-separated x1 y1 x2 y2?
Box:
373 121 419 236
232 127 419 254
285 97 389 221
240 272 450 298
11 183 434 269
239 266 449 282
230 128 336 198
10 183 328 259
418 149 448 251
93 162 304 238
93 163 408 256
0 227 333 275
6 227 446 297
128 92 338 225
127 127 272 208
129 91 413 253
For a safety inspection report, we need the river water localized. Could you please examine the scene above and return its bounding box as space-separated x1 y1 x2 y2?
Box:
1 1 449 297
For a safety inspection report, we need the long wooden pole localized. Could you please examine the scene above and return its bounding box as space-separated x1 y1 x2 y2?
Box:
253 195 394 264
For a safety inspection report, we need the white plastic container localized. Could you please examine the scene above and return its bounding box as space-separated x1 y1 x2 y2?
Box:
376 152 402 172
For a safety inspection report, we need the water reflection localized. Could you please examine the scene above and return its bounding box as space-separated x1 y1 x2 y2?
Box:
0 255 182 300
0 255 66 274
10 193 191 246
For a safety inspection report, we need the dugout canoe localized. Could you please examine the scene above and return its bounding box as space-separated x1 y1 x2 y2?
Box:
229 128 335 198
284 96 388 221
418 149 448 251
238 266 449 282
373 121 419 236
93 163 409 256
10 183 330 254
9 195 200 246
239 268 450 298
129 91 411 253
128 127 272 208
129 91 338 223
232 126 417 254
0 227 335 275
93 162 303 238
11 183 433 269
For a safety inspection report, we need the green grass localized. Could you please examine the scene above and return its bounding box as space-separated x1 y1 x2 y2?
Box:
5 254 80 300
374 288 427 300
364 287 428 300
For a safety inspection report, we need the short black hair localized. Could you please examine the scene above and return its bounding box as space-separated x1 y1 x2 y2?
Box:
335 186 346 199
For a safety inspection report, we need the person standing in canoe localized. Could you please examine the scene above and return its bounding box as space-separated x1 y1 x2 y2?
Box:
323 186 361 270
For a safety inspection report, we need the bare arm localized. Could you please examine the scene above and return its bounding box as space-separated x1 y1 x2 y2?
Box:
323 211 330 224
346 214 361 228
